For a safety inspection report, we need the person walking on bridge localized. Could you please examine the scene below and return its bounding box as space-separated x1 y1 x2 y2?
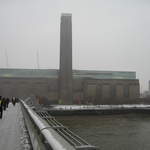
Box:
6 98 10 108
2 97 7 111
12 97 16 106
0 96 4 119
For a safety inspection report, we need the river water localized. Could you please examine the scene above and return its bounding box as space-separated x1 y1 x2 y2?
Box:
56 114 150 150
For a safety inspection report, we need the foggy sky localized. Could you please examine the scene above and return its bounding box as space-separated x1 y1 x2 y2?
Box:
0 0 150 92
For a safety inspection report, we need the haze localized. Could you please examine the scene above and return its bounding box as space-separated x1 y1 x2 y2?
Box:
0 0 150 92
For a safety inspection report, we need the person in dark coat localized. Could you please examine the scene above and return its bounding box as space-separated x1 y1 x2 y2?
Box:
2 97 7 111
12 97 16 106
0 96 3 119
6 98 10 108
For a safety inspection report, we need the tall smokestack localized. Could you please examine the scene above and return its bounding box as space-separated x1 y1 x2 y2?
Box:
59 13 73 104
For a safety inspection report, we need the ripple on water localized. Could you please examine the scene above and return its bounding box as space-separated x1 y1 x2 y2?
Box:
56 114 150 150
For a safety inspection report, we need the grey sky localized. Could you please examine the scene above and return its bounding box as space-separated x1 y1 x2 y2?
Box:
0 0 150 92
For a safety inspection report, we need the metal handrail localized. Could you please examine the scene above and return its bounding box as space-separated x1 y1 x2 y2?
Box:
36 110 99 150
20 100 75 150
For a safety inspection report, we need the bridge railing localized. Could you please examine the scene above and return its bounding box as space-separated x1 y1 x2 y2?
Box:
20 99 99 150
20 100 76 150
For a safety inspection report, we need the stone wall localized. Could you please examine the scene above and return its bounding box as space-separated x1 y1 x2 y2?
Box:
73 78 140 104
0 77 140 104
0 77 58 100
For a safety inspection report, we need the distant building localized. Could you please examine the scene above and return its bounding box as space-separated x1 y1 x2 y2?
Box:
149 80 150 93
0 69 139 104
142 80 150 98
141 90 150 98
0 14 140 104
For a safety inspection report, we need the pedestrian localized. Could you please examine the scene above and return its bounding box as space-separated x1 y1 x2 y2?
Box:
12 97 16 106
2 97 7 111
0 96 3 119
6 98 10 108
15 97 19 103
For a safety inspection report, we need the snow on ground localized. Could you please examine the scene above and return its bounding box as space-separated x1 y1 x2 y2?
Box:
48 104 150 110
0 103 32 150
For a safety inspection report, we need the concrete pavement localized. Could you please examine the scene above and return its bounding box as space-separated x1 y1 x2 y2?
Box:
0 103 23 150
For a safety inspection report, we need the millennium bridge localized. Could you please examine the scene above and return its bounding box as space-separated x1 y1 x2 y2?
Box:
0 98 99 150
1 98 150 150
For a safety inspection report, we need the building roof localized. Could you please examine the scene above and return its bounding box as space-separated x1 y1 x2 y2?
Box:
0 69 58 78
0 68 136 79
73 70 136 79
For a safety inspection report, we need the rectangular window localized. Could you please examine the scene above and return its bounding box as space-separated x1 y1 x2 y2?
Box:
111 85 116 98
124 86 129 97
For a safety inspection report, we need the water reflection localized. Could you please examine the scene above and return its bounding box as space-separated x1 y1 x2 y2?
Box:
56 114 150 150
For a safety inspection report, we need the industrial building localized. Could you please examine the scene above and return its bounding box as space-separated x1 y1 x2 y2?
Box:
0 14 140 104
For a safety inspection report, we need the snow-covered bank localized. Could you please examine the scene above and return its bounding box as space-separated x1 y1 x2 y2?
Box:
47 104 150 111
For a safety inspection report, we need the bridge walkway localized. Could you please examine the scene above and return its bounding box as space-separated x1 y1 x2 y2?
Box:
0 103 24 150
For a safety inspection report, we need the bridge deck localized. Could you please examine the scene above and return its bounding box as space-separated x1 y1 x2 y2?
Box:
0 103 24 150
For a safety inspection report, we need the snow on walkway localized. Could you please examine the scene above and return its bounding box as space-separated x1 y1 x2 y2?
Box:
0 103 23 150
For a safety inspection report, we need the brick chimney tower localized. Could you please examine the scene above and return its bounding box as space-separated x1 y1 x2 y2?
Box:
59 13 73 104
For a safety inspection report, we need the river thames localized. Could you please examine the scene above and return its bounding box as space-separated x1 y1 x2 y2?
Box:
56 114 150 150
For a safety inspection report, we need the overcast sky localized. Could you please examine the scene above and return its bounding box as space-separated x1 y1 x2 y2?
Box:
0 0 150 92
